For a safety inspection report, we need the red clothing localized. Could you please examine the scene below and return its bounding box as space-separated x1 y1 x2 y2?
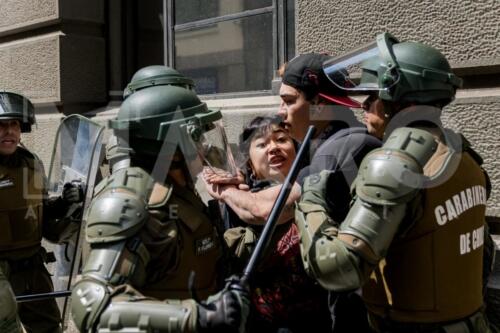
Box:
250 222 331 332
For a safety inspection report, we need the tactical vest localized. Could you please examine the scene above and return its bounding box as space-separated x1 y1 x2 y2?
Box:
363 137 486 323
140 183 222 300
0 148 44 258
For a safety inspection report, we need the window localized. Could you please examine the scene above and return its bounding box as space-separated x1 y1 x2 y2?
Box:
164 0 295 95
113 0 165 90
136 0 164 69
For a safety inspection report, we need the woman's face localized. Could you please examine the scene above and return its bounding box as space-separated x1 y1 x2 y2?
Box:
249 128 296 181
277 83 311 142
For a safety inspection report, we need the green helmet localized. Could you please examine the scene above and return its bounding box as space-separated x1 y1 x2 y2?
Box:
112 84 220 157
323 33 463 105
110 66 236 178
0 92 35 132
123 65 194 99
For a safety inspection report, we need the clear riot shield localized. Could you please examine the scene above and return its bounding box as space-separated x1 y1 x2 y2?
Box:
47 114 104 327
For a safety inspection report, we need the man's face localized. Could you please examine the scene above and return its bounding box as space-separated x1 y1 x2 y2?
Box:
362 94 388 139
0 119 21 155
278 83 311 142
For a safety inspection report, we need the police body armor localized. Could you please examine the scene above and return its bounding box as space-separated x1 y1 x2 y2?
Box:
89 166 221 299
362 131 486 323
0 147 44 259
303 33 494 332
72 65 248 333
72 166 222 332
134 181 220 300
296 126 488 326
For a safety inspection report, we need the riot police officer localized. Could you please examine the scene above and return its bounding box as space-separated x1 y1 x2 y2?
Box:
0 92 83 333
296 33 497 332
70 66 249 333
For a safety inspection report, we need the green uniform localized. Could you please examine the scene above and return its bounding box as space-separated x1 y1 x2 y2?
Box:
297 124 493 332
139 182 221 300
71 166 224 332
0 261 24 332
0 147 63 333
363 129 487 325
309 31 498 333
71 65 249 333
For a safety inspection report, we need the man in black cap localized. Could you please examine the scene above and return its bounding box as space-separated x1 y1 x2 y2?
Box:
204 53 381 332
278 53 379 187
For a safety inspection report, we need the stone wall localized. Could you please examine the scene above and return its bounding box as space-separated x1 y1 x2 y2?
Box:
296 0 500 218
0 0 106 106
296 0 500 64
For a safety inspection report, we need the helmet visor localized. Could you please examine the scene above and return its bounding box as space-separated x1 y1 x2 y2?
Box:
182 119 238 181
322 41 400 93
0 92 35 131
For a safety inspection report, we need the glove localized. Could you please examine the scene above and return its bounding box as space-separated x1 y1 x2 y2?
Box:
300 170 333 209
296 170 338 238
61 182 84 204
197 276 250 333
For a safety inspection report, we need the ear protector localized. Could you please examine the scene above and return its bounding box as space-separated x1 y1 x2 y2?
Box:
376 33 401 99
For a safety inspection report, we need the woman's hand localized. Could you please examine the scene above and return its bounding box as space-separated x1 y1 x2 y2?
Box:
201 168 249 200
202 167 246 186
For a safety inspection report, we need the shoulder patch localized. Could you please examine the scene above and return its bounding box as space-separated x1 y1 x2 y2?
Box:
0 177 14 189
195 232 218 256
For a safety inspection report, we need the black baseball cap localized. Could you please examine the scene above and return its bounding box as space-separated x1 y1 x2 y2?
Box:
282 53 361 108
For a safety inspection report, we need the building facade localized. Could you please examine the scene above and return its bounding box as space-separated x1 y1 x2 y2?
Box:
2 2 499 219
0 0 500 210
1 1 498 222
1 0 499 331
0 0 500 215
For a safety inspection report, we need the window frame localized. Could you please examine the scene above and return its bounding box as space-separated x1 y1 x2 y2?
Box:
163 0 294 97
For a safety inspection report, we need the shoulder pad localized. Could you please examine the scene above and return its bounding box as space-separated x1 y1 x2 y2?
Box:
93 167 154 201
86 166 153 244
356 127 436 205
384 127 437 165
86 189 149 243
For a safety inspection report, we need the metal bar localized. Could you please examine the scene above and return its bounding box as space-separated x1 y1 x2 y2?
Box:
277 0 286 70
165 0 174 66
174 6 273 32
272 0 279 73
16 290 72 303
